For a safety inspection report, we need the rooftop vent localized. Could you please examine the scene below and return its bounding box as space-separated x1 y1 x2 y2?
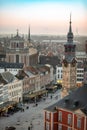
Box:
73 100 79 108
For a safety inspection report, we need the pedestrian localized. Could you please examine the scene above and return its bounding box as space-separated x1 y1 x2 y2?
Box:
28 126 30 130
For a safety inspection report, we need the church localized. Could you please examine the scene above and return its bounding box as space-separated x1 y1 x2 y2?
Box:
5 28 38 67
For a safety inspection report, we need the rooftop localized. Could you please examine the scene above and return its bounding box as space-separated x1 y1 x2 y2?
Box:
0 62 24 69
44 85 87 115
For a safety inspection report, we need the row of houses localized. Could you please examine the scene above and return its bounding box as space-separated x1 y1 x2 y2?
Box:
0 63 54 114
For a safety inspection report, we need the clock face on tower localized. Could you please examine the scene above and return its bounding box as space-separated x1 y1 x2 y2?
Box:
71 58 76 67
63 59 68 67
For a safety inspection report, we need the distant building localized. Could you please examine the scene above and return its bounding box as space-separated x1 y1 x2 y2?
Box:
62 15 77 97
76 61 84 87
5 28 38 66
0 42 6 61
0 62 24 75
76 40 87 62
44 85 87 130
39 55 60 69
83 61 87 85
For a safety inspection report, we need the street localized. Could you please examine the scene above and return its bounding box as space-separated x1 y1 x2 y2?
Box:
0 90 61 130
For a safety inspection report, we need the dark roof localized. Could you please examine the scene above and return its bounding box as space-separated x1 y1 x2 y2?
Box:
44 85 87 115
39 55 60 68
0 71 15 83
81 104 87 115
11 34 24 41
0 62 24 69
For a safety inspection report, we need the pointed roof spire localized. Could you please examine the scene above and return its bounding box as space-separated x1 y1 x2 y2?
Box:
67 13 73 43
69 13 72 33
28 25 31 43
17 29 19 36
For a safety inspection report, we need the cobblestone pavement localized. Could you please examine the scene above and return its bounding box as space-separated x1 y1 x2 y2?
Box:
0 90 61 130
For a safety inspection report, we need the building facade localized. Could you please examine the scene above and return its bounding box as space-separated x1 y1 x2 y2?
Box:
44 85 87 130
0 71 22 103
56 62 84 87
5 29 38 66
0 62 24 75
76 40 87 62
0 42 6 61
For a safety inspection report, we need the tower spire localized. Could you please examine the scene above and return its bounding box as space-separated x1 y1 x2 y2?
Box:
17 29 19 36
28 25 31 43
69 13 72 33
67 13 73 43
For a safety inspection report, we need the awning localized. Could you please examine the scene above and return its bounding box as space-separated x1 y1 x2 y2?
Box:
0 101 17 111
24 90 48 98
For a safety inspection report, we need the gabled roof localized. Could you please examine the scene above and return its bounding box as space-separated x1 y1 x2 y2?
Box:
44 85 87 115
37 65 50 73
16 70 29 79
24 66 38 75
0 71 15 83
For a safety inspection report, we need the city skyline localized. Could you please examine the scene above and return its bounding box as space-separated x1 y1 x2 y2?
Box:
0 0 87 35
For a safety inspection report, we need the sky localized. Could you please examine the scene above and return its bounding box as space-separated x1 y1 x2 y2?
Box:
0 0 87 35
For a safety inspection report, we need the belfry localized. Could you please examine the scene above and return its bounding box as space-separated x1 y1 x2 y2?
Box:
62 14 77 97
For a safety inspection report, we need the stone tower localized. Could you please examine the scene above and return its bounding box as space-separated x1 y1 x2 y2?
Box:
62 14 77 97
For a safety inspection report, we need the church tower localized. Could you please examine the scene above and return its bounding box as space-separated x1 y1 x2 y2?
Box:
62 14 77 97
27 25 33 48
28 25 31 43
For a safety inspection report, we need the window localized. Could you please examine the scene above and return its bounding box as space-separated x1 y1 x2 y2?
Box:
46 112 50 120
58 111 62 122
58 124 62 130
58 75 59 78
68 114 72 125
67 127 71 130
17 43 19 48
16 55 19 63
77 118 81 128
46 122 49 130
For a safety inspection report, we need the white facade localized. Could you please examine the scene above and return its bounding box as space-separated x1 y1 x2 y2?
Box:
77 67 84 86
76 52 87 61
56 65 62 84
3 84 9 103
6 68 22 75
0 84 3 105
0 68 22 75
8 79 22 103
